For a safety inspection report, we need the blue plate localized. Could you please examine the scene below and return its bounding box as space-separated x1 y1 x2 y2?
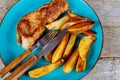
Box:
0 0 103 80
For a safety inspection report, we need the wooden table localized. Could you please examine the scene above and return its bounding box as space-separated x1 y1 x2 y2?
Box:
0 0 120 80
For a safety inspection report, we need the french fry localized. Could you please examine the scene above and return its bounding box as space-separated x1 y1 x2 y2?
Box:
62 49 79 73
46 15 69 30
82 30 96 36
76 57 86 72
52 33 69 63
29 59 64 78
61 12 92 30
44 51 53 62
61 16 92 30
62 34 76 60
79 35 96 60
77 35 96 72
68 21 94 34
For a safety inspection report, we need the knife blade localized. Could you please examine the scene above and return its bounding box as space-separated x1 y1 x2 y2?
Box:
5 28 68 80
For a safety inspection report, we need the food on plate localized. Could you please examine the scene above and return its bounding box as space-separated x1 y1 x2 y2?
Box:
46 12 93 31
15 0 97 77
52 33 69 63
62 49 79 73
68 21 94 34
76 57 86 72
77 35 96 72
82 30 96 35
78 35 96 60
46 15 69 30
44 51 53 62
17 0 69 49
29 59 64 78
62 34 76 60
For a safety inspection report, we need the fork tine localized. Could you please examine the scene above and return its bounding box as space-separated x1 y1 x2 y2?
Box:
39 32 54 42
40 32 54 43
37 31 57 48
30 31 57 51
42 32 57 44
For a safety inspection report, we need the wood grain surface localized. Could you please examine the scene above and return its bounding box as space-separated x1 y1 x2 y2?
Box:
0 0 120 80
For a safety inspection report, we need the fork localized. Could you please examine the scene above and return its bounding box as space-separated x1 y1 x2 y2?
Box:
0 31 57 78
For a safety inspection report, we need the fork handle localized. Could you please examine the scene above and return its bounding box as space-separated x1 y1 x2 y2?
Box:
0 49 32 77
5 55 38 80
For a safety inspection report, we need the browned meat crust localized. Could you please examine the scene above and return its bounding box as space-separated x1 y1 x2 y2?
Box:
17 0 69 49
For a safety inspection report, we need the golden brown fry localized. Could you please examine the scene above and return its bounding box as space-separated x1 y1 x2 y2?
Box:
77 36 96 72
52 33 69 63
82 30 96 36
68 21 94 34
29 59 64 78
76 57 86 72
79 35 96 60
44 51 53 62
46 15 69 30
62 49 79 73
61 12 92 30
61 16 91 30
62 34 76 60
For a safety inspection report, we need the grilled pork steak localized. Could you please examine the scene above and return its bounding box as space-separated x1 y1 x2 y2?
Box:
17 0 69 49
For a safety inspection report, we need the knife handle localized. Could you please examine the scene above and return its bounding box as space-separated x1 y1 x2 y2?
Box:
0 49 32 77
5 55 38 80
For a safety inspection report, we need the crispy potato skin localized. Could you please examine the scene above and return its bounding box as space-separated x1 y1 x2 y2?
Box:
77 35 96 72
68 21 94 34
52 33 69 63
44 52 53 62
62 49 79 73
76 57 86 72
29 59 64 78
62 34 76 60
79 35 96 60
82 30 96 36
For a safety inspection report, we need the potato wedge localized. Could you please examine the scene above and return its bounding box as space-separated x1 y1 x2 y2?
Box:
82 30 96 36
61 16 92 30
62 34 76 60
44 51 53 62
76 36 96 72
29 59 64 78
52 33 69 63
76 57 86 72
68 21 94 34
62 49 79 73
46 15 69 30
78 35 96 60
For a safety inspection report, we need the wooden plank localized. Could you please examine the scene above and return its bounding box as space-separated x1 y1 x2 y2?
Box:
101 27 120 57
84 0 120 27
0 0 119 80
82 58 118 80
113 58 120 80
0 0 17 23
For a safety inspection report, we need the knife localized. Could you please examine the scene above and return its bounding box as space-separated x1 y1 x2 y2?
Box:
5 28 68 80
0 31 57 78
